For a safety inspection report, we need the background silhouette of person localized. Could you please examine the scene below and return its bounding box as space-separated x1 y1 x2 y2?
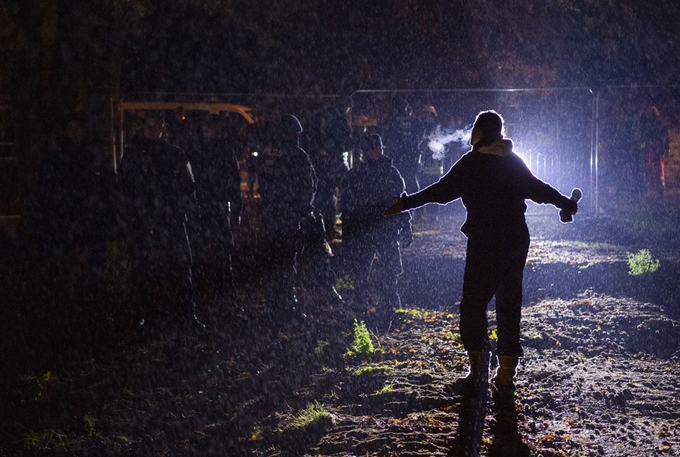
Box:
188 113 242 301
379 96 425 194
118 112 200 334
342 133 413 325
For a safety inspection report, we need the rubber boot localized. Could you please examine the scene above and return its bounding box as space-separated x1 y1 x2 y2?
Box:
463 351 489 384
492 355 519 390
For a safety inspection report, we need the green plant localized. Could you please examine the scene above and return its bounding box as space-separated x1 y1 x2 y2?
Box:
292 401 331 428
335 274 355 291
314 340 329 355
83 415 96 437
346 319 376 356
24 429 66 451
376 382 395 395
352 363 391 376
627 249 660 275
395 307 422 318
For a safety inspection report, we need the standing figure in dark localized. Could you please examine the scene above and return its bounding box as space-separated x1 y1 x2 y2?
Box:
341 134 413 325
188 113 242 302
118 112 200 333
379 96 425 194
638 106 668 196
257 114 317 317
33 118 117 326
307 97 354 240
385 111 578 389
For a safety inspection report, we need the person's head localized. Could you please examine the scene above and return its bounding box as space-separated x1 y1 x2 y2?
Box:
143 112 167 140
66 119 84 143
470 110 504 146
340 95 354 115
391 96 412 117
200 113 223 140
361 134 383 162
278 114 303 145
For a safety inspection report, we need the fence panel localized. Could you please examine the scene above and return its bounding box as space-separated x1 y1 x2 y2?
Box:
595 86 680 212
349 89 595 215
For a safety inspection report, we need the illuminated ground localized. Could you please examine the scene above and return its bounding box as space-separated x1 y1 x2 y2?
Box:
1 199 680 456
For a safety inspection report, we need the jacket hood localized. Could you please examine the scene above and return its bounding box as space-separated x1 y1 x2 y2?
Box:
477 138 514 157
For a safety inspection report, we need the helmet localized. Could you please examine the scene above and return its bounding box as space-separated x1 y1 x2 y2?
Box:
280 114 303 135
391 96 412 116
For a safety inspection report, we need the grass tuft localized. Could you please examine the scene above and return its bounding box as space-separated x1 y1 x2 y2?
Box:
292 401 331 429
346 319 376 356
627 249 660 275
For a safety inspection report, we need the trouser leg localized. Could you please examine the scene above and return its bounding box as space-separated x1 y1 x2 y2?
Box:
459 237 501 353
344 235 374 310
376 239 403 309
495 233 529 357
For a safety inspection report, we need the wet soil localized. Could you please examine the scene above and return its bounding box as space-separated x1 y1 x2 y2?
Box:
2 201 680 457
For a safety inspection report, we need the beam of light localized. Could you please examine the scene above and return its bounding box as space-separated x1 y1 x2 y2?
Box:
427 125 471 159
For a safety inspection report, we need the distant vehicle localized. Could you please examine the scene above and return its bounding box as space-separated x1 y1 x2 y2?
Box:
118 95 257 160
120 100 256 125
117 95 259 197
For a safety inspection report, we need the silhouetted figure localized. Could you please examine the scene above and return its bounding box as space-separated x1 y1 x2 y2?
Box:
257 114 316 318
188 113 242 301
118 113 200 334
306 97 353 240
417 104 446 217
385 110 578 389
638 106 668 196
37 120 116 263
342 134 413 325
379 96 425 194
32 118 117 340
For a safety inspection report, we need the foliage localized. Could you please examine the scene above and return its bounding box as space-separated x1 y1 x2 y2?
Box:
395 307 422 319
335 274 355 291
489 328 498 342
375 382 395 395
314 340 329 355
24 429 67 452
346 319 377 356
83 415 96 438
292 401 331 429
352 363 392 376
627 249 660 276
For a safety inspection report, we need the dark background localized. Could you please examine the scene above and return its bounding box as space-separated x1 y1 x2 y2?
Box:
2 0 680 201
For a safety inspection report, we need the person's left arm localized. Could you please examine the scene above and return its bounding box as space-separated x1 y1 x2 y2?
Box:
518 157 576 213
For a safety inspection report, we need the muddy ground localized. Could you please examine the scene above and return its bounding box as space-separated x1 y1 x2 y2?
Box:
1 198 680 456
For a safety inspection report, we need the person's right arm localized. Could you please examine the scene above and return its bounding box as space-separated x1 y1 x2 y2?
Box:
403 157 466 209
384 157 465 216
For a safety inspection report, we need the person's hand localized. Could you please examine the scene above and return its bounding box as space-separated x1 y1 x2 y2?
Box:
383 196 405 217
563 199 578 216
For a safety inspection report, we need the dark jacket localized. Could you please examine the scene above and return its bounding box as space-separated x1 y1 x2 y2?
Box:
342 154 411 238
403 138 571 237
118 138 197 245
190 138 242 224
37 141 116 248
258 140 316 230
379 114 425 168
